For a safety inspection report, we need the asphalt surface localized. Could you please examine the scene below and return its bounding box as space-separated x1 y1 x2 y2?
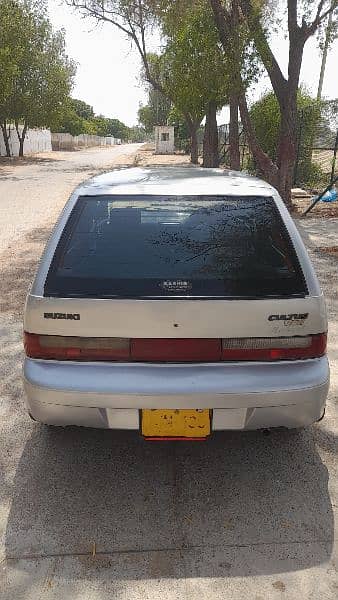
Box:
0 149 337 599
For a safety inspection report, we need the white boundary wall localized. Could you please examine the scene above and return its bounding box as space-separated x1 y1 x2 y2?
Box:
0 126 52 156
51 133 121 151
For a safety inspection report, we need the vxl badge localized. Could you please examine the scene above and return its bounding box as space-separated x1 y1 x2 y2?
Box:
44 313 80 320
268 313 309 322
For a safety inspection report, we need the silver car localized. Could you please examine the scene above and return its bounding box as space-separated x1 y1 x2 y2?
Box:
23 167 329 439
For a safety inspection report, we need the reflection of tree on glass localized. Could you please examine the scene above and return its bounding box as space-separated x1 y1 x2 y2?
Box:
148 200 297 279
46 195 307 300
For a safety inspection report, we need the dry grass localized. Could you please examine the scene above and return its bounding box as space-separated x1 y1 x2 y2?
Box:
134 148 191 167
292 196 338 218
314 246 338 257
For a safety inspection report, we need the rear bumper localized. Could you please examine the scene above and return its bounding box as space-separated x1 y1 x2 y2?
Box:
23 357 330 430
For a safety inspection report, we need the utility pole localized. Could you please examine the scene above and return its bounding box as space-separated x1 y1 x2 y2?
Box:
317 1 335 101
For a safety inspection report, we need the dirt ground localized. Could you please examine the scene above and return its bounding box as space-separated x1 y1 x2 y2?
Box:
0 147 337 599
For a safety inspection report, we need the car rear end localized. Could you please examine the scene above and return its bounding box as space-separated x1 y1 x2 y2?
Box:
23 176 329 437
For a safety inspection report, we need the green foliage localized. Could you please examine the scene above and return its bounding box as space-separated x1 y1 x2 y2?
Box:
138 87 171 133
87 116 129 138
138 104 156 132
167 106 190 140
249 91 280 161
71 98 95 120
105 118 130 139
250 89 320 158
53 100 130 139
161 3 229 121
297 160 326 189
167 105 191 151
128 125 147 142
0 0 75 136
52 108 85 136
249 88 328 186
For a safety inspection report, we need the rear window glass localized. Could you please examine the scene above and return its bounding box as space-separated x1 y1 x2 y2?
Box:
45 195 307 299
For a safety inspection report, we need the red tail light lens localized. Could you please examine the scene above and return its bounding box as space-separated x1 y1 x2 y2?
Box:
24 333 327 362
221 333 327 361
24 333 130 361
131 338 221 361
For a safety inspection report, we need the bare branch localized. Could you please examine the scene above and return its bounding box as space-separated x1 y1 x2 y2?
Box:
308 0 337 37
66 1 133 37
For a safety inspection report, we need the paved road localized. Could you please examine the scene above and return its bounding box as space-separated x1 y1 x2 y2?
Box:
0 151 337 599
0 144 141 253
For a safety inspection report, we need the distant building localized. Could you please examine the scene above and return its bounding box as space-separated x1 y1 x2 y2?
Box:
154 125 175 154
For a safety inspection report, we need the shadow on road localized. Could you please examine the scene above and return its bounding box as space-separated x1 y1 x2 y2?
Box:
0 156 58 168
5 424 334 580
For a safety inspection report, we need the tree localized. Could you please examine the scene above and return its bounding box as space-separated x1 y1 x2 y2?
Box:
52 98 92 135
105 117 130 139
149 4 230 166
153 0 261 169
0 0 32 155
209 0 338 207
67 0 227 165
168 4 229 167
71 98 95 120
138 87 172 133
128 124 147 142
250 89 321 183
0 0 75 156
53 99 131 138
52 107 86 136
168 105 191 152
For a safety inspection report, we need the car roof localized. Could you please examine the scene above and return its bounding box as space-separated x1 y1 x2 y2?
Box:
75 166 276 198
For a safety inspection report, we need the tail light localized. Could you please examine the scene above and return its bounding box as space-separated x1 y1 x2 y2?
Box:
221 333 327 361
24 333 326 362
131 338 221 361
24 333 130 361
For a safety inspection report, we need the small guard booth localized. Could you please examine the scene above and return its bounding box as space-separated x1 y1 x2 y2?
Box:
154 125 175 154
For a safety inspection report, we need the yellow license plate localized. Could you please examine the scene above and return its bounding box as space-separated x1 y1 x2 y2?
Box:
141 409 211 438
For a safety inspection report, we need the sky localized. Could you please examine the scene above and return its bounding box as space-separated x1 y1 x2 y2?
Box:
48 1 338 127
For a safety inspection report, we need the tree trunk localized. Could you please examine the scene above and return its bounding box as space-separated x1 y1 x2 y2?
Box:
203 100 219 168
238 91 279 187
229 93 240 170
190 126 199 164
276 107 297 209
15 120 28 157
185 116 199 165
0 121 11 157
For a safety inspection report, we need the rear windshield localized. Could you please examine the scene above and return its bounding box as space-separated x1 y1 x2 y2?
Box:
44 194 307 299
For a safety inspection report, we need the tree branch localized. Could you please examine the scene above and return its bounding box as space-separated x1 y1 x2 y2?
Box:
238 90 279 186
67 1 133 37
238 0 288 104
209 0 231 47
306 0 337 38
288 0 299 35
67 0 169 97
